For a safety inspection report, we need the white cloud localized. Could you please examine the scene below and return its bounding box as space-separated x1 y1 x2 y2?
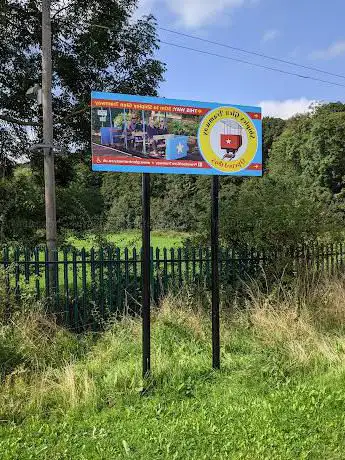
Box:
309 40 345 60
136 0 254 28
167 0 244 28
259 98 315 119
262 29 280 43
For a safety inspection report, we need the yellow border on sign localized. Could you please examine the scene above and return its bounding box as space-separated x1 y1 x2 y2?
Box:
198 106 258 173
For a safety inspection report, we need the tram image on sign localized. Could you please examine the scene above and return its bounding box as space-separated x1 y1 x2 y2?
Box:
91 92 262 176
219 120 243 160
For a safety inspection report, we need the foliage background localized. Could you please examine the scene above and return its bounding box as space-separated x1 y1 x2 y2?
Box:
1 1 345 249
2 103 345 248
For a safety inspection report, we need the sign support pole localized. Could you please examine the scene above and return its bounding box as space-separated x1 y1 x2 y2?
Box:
142 172 151 379
211 175 220 369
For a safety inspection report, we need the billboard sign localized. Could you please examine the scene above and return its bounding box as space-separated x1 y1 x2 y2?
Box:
91 92 262 176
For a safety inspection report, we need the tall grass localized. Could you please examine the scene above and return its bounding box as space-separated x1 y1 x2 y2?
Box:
1 274 345 423
240 274 345 365
2 276 345 458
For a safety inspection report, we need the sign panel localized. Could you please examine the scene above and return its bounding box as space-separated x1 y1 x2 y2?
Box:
91 92 262 176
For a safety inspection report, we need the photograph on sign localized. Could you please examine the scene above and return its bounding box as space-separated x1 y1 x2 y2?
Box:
91 92 262 176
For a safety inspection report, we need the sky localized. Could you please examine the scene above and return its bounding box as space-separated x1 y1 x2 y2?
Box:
135 0 345 119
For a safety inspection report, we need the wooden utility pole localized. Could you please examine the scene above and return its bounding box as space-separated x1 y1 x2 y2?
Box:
42 0 57 289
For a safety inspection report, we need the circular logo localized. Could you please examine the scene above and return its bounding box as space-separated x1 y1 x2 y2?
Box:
198 106 258 173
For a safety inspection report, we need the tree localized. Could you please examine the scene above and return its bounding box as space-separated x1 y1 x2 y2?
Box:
0 167 45 245
0 1 165 244
151 175 206 232
219 175 340 250
0 127 16 178
102 173 142 231
268 104 345 199
101 173 210 234
262 116 285 165
0 0 165 162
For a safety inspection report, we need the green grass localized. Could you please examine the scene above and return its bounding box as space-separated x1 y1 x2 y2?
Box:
2 371 345 460
1 281 345 459
66 230 192 251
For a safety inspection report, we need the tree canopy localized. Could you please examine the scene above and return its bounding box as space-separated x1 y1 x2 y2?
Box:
0 0 165 166
0 0 166 243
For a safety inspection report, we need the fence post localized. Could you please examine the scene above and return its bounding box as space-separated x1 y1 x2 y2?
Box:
2 247 11 319
133 247 138 293
155 247 160 302
24 247 30 285
63 247 69 326
107 246 114 313
192 247 196 283
199 247 203 282
205 247 210 288
14 246 20 301
34 247 40 301
170 248 175 283
55 249 60 313
177 248 182 289
184 246 190 285
163 247 168 293
81 248 87 328
72 249 78 330
44 246 50 300
124 247 129 290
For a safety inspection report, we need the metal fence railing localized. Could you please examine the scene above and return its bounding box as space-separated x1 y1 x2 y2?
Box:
1 243 344 330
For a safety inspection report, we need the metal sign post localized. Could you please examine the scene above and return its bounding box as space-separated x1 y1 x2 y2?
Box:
142 173 151 378
91 91 262 378
211 175 220 369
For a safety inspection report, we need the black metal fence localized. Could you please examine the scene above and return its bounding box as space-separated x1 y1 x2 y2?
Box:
1 243 344 330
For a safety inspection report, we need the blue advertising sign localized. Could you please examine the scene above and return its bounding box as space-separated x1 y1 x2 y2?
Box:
91 92 262 176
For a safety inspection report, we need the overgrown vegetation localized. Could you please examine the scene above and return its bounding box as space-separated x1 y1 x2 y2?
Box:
2 103 345 249
1 277 345 458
